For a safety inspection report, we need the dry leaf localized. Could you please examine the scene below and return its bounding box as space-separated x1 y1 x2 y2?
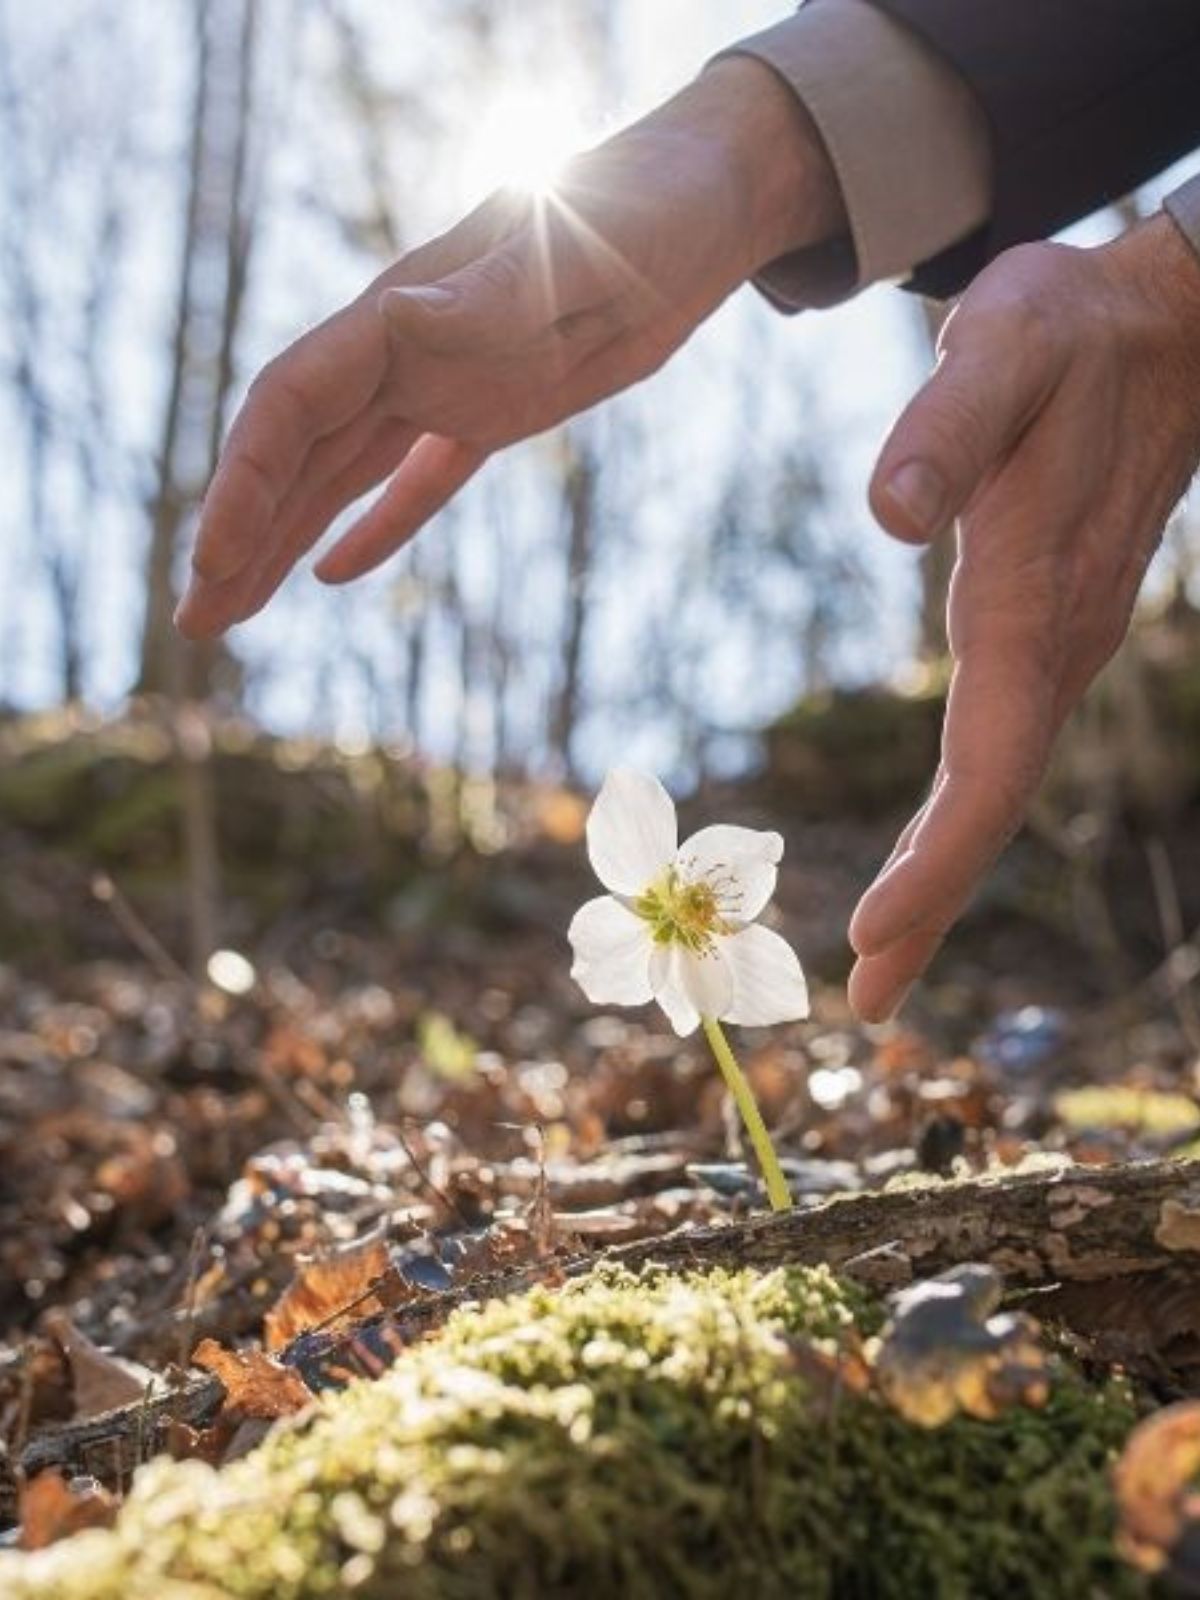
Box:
192 1339 313 1419
874 1264 1050 1428
1114 1401 1200 1579
165 1414 238 1466
42 1310 160 1420
264 1235 392 1351
19 1471 118 1550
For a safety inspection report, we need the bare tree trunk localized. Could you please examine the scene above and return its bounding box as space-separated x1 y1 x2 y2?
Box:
138 0 266 972
548 428 599 780
139 0 261 700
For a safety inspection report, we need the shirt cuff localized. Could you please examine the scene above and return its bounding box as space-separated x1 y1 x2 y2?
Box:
1166 173 1200 268
715 0 993 310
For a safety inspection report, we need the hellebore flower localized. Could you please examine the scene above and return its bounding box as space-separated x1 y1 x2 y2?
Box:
569 768 809 1036
569 768 808 1210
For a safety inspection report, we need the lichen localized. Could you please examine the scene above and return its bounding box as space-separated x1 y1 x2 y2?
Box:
1 1265 1143 1599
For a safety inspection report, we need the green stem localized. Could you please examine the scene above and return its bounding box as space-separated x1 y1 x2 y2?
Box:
701 1017 792 1212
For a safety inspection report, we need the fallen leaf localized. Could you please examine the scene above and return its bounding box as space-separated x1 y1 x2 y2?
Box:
874 1264 1050 1428
19 1471 118 1550
42 1311 161 1420
264 1234 392 1351
1114 1401 1200 1580
192 1339 313 1419
165 1414 238 1466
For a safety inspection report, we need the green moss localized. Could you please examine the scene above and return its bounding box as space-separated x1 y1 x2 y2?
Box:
2 1266 1142 1600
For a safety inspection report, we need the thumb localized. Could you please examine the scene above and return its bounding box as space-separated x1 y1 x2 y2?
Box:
378 208 604 356
378 239 538 356
869 307 1061 546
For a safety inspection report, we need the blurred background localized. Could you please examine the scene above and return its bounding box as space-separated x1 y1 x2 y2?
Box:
3 0 1200 1002
5 0 1200 1383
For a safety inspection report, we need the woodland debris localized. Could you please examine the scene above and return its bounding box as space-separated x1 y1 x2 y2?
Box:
191 1340 313 1420
18 1156 1200 1492
264 1235 392 1351
1114 1401 1200 1588
17 1471 117 1551
874 1264 1049 1427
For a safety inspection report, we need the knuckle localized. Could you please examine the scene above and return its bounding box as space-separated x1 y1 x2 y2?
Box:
471 243 529 302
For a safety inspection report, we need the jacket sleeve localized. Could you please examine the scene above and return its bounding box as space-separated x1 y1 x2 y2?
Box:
865 0 1200 296
716 0 992 310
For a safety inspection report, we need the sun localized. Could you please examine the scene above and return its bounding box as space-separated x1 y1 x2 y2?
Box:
458 87 590 200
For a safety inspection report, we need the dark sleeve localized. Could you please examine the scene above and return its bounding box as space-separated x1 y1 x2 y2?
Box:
865 0 1200 297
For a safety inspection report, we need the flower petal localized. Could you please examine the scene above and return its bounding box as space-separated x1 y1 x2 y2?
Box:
649 945 701 1037
676 825 783 923
722 923 810 1027
569 896 654 1006
587 769 678 896
681 944 735 1021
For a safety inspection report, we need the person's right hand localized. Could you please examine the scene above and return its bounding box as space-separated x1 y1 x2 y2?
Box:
176 57 844 639
848 213 1200 1022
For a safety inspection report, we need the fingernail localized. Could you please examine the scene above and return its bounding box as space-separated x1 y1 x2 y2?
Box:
885 460 947 537
878 981 914 1020
380 285 456 318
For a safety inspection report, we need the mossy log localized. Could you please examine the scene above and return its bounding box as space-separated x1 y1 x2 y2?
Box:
21 1157 1200 1495
2 1266 1141 1599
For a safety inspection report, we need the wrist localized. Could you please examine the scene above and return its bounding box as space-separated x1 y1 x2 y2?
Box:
1105 212 1200 376
669 55 847 273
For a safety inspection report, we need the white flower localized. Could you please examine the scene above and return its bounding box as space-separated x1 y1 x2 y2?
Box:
568 768 810 1037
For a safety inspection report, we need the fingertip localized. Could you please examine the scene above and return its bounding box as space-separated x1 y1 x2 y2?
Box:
868 459 948 546
314 537 382 585
848 861 915 957
847 958 912 1024
313 554 352 585
173 600 220 641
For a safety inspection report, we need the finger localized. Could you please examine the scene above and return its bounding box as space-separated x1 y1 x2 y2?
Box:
848 928 947 1024
849 643 1056 960
314 435 487 584
177 418 417 635
869 310 1063 547
192 301 389 585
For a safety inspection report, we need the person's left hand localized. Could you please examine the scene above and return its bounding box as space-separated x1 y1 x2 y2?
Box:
175 57 844 639
847 212 1200 1022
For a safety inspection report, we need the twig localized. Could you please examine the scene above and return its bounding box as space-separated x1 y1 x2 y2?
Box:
395 1122 472 1229
91 873 192 988
1144 837 1200 1054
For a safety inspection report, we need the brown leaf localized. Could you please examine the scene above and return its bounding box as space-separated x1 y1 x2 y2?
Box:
264 1235 392 1351
874 1264 1050 1428
165 1414 238 1466
42 1311 160 1420
192 1339 313 1419
1114 1401 1200 1579
19 1471 118 1551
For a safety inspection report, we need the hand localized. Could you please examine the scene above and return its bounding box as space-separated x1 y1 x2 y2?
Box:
176 57 844 638
848 213 1200 1022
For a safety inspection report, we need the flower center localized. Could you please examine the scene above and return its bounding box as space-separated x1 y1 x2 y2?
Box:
633 865 737 952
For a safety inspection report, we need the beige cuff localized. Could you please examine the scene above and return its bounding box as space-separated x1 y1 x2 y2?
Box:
1166 173 1200 269
716 0 993 309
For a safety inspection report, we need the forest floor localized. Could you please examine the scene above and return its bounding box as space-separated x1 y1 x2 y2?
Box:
3 706 1200 1592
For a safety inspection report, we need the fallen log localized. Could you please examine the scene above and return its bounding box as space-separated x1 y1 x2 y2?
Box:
19 1156 1200 1497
